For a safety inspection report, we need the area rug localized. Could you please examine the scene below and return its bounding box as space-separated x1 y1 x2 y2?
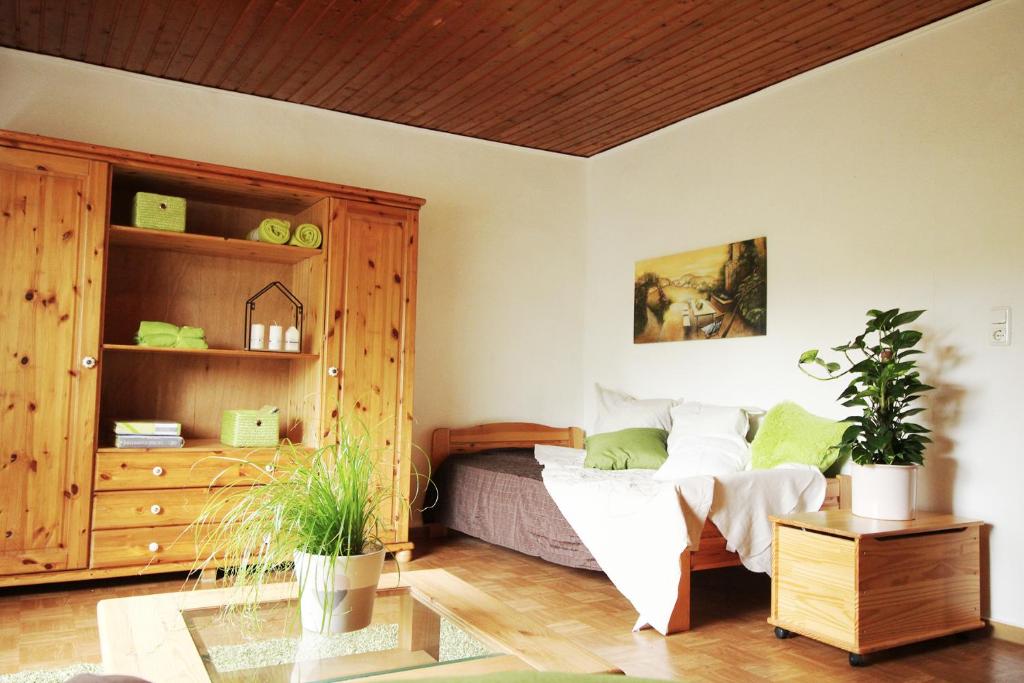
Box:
0 618 490 682
0 664 101 683
207 617 490 672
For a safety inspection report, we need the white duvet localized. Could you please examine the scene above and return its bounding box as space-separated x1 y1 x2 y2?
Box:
534 445 825 635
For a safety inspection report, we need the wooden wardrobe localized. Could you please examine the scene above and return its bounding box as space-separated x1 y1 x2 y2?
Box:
0 130 422 587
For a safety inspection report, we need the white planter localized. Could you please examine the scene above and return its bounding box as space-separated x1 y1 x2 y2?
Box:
293 546 385 633
851 463 919 521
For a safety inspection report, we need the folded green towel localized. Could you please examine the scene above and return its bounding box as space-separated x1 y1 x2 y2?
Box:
247 218 291 245
136 321 208 350
174 336 209 350
135 321 179 348
287 222 322 249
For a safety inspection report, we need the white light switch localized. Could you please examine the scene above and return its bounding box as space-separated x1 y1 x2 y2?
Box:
991 306 1011 346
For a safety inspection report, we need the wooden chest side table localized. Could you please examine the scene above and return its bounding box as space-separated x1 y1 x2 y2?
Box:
768 510 984 666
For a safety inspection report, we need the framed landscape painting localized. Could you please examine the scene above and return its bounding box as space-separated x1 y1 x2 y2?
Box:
634 237 767 343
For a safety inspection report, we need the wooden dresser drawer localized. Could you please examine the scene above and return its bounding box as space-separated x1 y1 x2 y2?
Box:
91 525 207 569
92 489 224 530
95 450 277 491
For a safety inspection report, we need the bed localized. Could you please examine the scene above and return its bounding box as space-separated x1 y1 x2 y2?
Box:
429 422 850 634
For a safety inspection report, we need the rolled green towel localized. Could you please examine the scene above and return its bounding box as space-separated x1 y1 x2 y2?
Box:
247 218 291 245
287 223 322 249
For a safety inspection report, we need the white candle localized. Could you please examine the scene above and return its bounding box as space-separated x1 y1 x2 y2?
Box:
285 325 300 353
268 324 283 351
249 323 265 350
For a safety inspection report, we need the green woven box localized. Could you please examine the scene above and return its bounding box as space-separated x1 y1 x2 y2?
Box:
132 192 186 232
220 407 280 448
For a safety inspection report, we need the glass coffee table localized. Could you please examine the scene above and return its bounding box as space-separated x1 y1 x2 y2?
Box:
97 569 618 682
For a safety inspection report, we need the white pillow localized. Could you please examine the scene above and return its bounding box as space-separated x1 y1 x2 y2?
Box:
592 384 677 435
655 402 751 480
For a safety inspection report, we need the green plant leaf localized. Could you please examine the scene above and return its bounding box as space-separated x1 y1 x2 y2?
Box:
902 422 931 434
897 330 924 348
850 359 875 373
891 309 925 326
838 384 859 399
798 349 819 364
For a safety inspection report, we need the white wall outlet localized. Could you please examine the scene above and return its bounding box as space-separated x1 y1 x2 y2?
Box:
991 306 1011 346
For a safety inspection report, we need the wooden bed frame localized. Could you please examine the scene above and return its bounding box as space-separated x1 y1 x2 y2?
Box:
431 421 851 634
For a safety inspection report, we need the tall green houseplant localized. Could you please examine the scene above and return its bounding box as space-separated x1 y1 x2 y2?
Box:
192 417 393 632
798 308 933 466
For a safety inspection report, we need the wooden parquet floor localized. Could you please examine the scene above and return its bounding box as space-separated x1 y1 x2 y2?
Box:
0 534 1022 681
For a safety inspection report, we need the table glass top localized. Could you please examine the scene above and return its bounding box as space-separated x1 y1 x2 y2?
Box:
183 587 500 682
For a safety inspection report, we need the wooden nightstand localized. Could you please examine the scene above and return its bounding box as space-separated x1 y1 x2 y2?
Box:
768 510 984 666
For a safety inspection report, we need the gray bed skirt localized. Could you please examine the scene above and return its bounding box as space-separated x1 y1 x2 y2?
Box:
428 449 601 571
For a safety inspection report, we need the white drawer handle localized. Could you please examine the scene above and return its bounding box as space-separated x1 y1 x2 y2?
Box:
152 466 164 476
150 504 162 515
148 542 160 552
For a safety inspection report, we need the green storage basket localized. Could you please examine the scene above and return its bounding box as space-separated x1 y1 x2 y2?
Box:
220 406 280 448
132 192 186 232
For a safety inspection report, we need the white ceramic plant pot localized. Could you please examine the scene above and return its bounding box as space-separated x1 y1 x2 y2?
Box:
293 545 385 633
851 463 919 521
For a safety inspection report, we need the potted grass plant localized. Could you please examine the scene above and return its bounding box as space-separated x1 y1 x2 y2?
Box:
798 308 933 520
192 418 391 633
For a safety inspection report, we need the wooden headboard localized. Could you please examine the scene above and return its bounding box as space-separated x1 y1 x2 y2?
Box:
431 422 584 472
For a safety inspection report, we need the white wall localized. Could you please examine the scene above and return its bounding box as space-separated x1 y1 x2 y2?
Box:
0 47 589 468
585 0 1024 626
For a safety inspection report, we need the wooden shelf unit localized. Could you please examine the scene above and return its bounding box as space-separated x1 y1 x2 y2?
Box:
100 185 332 449
0 129 422 588
102 343 319 361
108 225 322 264
95 437 291 454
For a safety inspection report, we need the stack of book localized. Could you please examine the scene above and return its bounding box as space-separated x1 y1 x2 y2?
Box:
112 420 184 449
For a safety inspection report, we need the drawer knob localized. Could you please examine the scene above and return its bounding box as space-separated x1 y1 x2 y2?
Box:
152 466 164 476
327 366 339 377
148 542 160 552
81 355 97 369
150 504 162 515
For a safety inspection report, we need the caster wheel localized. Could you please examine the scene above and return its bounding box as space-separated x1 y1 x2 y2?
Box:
394 549 413 563
774 627 793 639
849 652 867 667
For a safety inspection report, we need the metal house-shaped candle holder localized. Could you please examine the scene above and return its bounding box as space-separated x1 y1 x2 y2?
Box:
244 281 304 350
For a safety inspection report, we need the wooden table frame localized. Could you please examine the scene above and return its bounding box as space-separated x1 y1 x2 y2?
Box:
97 568 619 682
431 421 850 634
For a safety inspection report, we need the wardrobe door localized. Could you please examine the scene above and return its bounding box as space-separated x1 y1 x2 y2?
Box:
0 147 107 575
324 200 417 545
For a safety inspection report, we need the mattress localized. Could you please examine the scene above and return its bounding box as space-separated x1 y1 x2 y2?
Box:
428 449 600 571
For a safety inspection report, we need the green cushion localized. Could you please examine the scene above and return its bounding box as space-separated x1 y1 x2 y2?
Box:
584 428 668 470
751 401 848 472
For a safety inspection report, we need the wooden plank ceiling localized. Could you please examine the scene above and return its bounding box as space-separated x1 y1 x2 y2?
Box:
0 0 985 157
